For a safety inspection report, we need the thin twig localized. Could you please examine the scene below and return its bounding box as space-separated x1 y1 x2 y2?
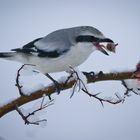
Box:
82 89 123 106
15 64 36 96
68 67 88 98
15 65 25 96
122 80 140 96
68 67 123 106
0 69 138 118
16 96 54 125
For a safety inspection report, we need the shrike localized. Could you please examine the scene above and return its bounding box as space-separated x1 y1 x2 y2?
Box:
0 26 116 74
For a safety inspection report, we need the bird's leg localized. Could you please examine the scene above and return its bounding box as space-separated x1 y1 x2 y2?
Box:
45 73 61 94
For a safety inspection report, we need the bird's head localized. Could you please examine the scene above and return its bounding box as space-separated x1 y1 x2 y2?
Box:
75 26 118 55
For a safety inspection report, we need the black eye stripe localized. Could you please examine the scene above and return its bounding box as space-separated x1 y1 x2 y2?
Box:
75 35 99 42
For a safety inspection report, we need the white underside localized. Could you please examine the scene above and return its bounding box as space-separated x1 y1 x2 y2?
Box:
4 43 96 73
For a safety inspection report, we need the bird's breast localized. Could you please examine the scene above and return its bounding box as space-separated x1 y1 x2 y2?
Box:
28 43 95 73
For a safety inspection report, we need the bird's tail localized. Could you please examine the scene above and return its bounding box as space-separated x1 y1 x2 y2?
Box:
0 51 31 64
0 52 17 61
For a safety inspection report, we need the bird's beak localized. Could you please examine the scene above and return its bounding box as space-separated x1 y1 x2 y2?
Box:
95 38 114 56
98 47 109 55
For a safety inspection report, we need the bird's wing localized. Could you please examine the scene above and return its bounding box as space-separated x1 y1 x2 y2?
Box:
11 30 72 58
34 30 72 53
11 38 43 54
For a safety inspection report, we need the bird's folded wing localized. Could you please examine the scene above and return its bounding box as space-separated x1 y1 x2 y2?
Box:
11 35 71 58
34 30 72 53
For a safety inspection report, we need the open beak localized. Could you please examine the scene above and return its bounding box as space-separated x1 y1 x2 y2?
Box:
95 38 114 56
98 47 109 55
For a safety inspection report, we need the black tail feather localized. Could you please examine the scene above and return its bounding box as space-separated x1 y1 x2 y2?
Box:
0 52 13 58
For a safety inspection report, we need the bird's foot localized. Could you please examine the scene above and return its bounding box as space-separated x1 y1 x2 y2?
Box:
45 73 61 94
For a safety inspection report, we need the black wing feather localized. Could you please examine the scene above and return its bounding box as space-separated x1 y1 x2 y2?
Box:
11 37 69 58
37 49 68 57
11 38 43 53
23 38 43 49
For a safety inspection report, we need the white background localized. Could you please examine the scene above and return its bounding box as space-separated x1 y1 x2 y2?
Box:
0 0 140 140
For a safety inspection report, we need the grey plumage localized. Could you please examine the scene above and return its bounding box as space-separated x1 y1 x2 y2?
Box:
0 26 114 73
0 26 105 58
34 26 104 53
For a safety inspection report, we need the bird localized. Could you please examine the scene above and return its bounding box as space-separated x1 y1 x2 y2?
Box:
0 26 115 74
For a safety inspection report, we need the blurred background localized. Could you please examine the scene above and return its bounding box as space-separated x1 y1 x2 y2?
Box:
0 0 140 140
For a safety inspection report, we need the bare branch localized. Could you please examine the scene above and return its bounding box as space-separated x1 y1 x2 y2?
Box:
67 67 88 98
0 68 138 118
15 64 25 96
16 96 54 125
68 68 123 105
122 80 140 97
15 64 36 96
82 89 123 106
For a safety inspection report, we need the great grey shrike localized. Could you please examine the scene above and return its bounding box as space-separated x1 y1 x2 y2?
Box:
0 26 116 74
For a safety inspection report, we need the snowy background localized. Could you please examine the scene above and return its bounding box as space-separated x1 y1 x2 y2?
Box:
0 0 140 140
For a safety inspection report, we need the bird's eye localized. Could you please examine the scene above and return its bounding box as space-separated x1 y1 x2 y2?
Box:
75 35 99 43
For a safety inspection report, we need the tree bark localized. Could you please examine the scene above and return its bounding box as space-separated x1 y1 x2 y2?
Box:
0 70 136 118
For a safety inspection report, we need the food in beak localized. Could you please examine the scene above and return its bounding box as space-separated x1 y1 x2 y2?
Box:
95 42 118 55
106 43 118 53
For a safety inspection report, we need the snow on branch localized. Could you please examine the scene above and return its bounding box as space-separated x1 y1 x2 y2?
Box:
0 62 140 123
15 64 37 96
16 96 54 126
